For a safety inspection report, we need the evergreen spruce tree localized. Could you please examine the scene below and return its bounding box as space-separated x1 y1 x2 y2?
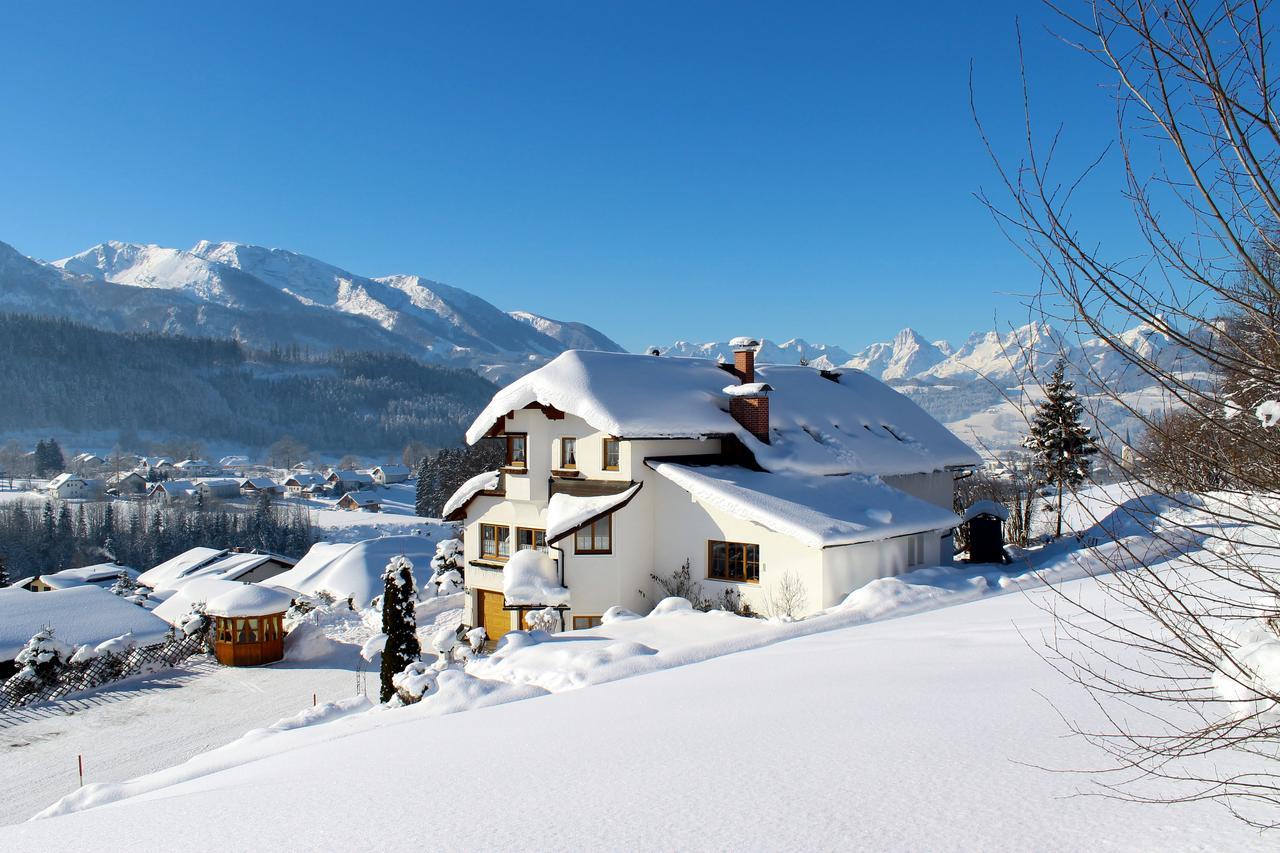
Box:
414 453 434 518
0 554 9 587
1023 358 1100 538
379 555 421 703
45 439 65 475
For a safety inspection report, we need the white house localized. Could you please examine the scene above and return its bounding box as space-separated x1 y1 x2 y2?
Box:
174 459 216 477
326 470 374 491
283 473 326 494
370 464 411 485
47 473 103 500
445 343 980 643
240 476 285 496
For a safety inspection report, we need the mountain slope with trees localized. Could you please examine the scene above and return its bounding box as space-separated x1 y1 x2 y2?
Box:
0 314 497 455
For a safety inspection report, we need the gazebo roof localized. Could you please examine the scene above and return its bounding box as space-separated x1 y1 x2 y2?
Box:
205 584 294 618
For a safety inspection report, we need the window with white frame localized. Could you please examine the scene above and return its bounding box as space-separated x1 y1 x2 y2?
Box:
906 533 926 567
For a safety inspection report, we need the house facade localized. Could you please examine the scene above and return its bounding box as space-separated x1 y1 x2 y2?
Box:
446 344 980 644
370 464 410 485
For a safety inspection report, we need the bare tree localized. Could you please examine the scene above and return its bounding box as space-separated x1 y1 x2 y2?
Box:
976 0 1280 826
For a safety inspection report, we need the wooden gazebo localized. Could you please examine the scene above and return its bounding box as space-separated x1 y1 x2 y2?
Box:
205 584 294 667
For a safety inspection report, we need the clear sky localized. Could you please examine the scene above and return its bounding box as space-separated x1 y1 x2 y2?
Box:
0 1 1128 353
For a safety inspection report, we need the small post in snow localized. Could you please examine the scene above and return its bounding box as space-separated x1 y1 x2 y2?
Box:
78 754 84 788
313 692 317 707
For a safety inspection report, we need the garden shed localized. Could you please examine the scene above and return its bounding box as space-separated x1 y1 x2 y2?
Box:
960 500 1009 564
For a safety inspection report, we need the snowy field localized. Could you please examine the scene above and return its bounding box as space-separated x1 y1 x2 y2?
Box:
1 485 1275 848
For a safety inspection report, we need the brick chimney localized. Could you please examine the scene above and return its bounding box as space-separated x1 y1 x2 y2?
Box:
726 337 770 444
729 336 757 383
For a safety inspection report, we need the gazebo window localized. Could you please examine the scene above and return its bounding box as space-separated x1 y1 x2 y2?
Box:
236 618 259 643
218 619 234 642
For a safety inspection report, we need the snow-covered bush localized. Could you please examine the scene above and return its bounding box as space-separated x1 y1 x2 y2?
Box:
465 626 487 655
178 603 211 647
434 569 463 597
9 627 73 693
430 537 463 577
523 607 560 633
391 661 437 705
109 570 137 597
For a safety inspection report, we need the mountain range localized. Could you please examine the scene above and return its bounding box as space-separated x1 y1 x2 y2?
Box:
0 236 1214 458
0 238 622 382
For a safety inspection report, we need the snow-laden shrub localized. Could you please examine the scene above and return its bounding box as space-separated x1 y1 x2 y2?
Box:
9 627 73 695
391 661 438 705
109 570 137 598
465 626 487 654
178 603 210 647
523 607 560 632
601 606 640 625
651 596 694 615
431 537 463 576
435 569 463 597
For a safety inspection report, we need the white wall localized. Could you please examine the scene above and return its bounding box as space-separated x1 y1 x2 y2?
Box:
882 470 956 510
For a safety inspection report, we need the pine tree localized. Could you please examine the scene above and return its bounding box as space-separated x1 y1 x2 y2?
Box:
414 454 433 518
1023 358 1099 538
379 555 421 703
0 554 9 587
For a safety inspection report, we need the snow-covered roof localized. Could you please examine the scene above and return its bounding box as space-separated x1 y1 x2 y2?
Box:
649 462 960 548
961 500 1009 523
151 577 246 625
48 473 84 488
264 535 438 607
197 478 241 491
372 464 410 475
503 549 569 607
240 477 281 490
137 547 229 590
339 491 381 507
174 459 211 468
0 586 170 661
546 483 643 543
151 479 198 496
442 469 501 519
219 455 250 466
465 350 980 476
284 473 326 486
205 584 294 618
38 563 138 590
328 470 374 484
192 552 292 583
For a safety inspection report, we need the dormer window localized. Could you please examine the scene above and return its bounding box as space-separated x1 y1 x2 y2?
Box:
559 437 577 470
505 434 527 470
603 437 620 471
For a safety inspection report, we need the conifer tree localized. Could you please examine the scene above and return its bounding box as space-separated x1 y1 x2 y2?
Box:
414 454 433 518
1023 358 1099 538
379 554 421 703
0 554 9 588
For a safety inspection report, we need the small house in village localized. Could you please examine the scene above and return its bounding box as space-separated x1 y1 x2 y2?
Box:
327 470 374 492
445 343 980 643
239 477 284 497
30 562 139 592
137 547 297 592
47 473 103 500
174 459 216 477
283 472 326 494
70 452 105 472
370 464 410 485
206 584 293 667
107 470 148 495
337 491 382 512
148 479 199 501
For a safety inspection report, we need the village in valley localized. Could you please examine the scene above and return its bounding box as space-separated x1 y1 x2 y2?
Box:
7 2 1280 850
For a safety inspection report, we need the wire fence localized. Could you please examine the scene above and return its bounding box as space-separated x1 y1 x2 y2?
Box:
0 631 209 711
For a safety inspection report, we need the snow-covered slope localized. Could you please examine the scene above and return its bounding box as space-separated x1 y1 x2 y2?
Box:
0 237 618 376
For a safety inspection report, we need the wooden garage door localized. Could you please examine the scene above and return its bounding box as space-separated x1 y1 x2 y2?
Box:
479 589 512 644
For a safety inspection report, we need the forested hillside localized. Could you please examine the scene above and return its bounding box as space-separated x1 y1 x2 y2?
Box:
0 314 497 454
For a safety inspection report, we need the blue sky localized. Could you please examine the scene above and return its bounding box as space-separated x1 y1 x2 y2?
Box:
0 1 1127 352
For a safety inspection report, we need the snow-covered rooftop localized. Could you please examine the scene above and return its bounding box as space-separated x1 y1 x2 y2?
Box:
465 350 979 476
649 462 960 548
137 547 229 590
205 584 294 618
0 587 170 661
442 469 500 519
264 535 438 608
38 563 139 591
546 483 642 543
